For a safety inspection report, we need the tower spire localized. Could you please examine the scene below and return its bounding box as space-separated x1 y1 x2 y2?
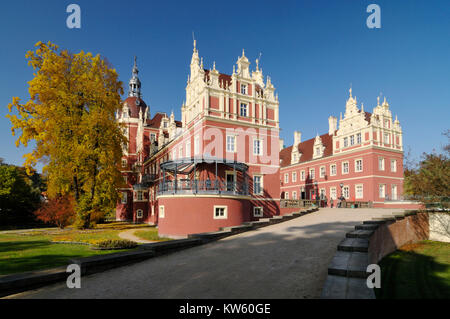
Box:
128 56 141 98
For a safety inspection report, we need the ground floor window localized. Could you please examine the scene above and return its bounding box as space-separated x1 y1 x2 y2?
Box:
343 186 350 199
355 184 363 199
121 192 127 204
253 207 263 217
136 209 143 218
292 191 297 200
379 184 386 199
159 205 165 218
320 188 326 199
285 192 289 200
214 206 227 219
392 184 398 200
330 187 337 200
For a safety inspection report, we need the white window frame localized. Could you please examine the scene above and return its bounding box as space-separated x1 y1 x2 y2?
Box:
357 133 362 144
330 164 337 176
253 138 263 156
121 159 127 168
343 137 348 148
379 157 385 171
309 168 315 180
253 206 263 217
292 171 297 183
350 135 355 146
214 206 228 220
391 184 398 200
284 173 289 184
384 133 389 144
300 170 306 181
343 186 350 199
226 135 236 153
253 175 263 195
292 191 297 200
240 103 248 117
355 184 364 199
391 159 397 172
137 191 143 201
330 187 337 200
285 192 289 200
320 166 326 178
185 142 191 158
159 205 165 218
355 159 363 172
194 136 200 155
379 184 386 199
136 209 143 218
342 161 349 174
241 84 247 95
121 192 127 204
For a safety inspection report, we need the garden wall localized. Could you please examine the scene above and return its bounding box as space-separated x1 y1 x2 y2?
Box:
429 212 450 243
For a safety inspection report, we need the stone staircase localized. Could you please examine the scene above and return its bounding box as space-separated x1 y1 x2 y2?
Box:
321 211 413 299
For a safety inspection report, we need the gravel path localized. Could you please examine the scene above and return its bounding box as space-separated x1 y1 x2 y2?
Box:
6 208 404 299
118 229 156 244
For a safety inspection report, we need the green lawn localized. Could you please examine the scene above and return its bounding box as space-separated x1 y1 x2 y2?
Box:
375 240 450 299
134 228 172 242
0 222 160 276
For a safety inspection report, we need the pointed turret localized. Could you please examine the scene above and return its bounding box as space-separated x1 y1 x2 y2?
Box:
128 56 142 98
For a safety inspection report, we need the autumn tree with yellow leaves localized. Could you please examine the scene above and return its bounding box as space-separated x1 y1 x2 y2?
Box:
7 41 126 228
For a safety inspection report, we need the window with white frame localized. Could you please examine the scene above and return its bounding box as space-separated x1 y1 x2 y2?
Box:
241 84 247 95
379 184 386 199
330 187 337 200
253 206 263 217
344 137 348 148
137 191 143 201
379 157 385 171
240 103 248 117
292 172 297 183
357 133 362 144
123 175 128 184
300 170 306 181
194 136 200 155
320 188 326 199
136 209 143 218
292 191 297 200
226 135 236 153
316 147 321 156
121 159 127 168
320 166 326 178
214 206 227 219
342 162 349 174
159 205 165 218
284 173 289 184
391 184 398 200
185 142 191 158
253 139 262 155
285 192 289 199
350 135 355 146
254 175 263 195
330 164 337 176
150 133 156 142
355 184 363 199
121 192 127 204
391 159 397 172
309 168 315 179
343 186 350 199
355 159 363 172
384 132 389 144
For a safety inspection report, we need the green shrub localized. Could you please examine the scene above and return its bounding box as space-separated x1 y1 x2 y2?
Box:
92 239 137 250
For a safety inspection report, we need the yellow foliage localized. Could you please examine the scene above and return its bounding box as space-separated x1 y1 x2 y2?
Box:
6 41 127 228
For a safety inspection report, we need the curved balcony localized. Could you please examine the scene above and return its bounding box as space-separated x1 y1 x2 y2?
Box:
158 180 249 196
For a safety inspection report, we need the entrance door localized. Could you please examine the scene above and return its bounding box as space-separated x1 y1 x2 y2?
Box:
226 173 235 192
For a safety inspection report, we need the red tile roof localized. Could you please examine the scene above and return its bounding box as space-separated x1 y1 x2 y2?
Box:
280 132 335 167
123 96 147 118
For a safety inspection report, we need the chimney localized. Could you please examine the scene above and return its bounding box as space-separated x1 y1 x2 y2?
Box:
328 116 337 135
279 139 284 151
294 131 302 146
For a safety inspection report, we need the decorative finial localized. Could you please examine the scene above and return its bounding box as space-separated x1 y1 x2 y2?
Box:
213 61 216 70
377 96 380 106
349 86 352 98
242 48 245 57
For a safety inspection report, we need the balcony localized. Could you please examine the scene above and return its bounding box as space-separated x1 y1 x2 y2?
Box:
158 180 249 196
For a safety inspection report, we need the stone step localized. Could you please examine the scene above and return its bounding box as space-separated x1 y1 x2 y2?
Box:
346 230 374 239
337 238 369 252
363 219 387 225
321 275 375 299
220 224 254 233
243 220 271 228
355 224 378 231
327 251 370 278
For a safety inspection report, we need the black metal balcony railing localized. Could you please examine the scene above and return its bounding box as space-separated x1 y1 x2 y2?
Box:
158 180 249 196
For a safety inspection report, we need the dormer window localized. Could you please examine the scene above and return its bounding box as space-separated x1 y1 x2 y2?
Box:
241 84 247 95
316 147 320 156
163 121 168 128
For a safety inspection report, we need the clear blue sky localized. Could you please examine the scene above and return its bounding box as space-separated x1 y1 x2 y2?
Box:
1 0 449 172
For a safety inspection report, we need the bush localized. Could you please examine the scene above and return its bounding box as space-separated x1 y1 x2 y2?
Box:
92 239 138 250
34 195 75 229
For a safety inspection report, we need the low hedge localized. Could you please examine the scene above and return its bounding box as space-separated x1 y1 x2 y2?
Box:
91 239 138 250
